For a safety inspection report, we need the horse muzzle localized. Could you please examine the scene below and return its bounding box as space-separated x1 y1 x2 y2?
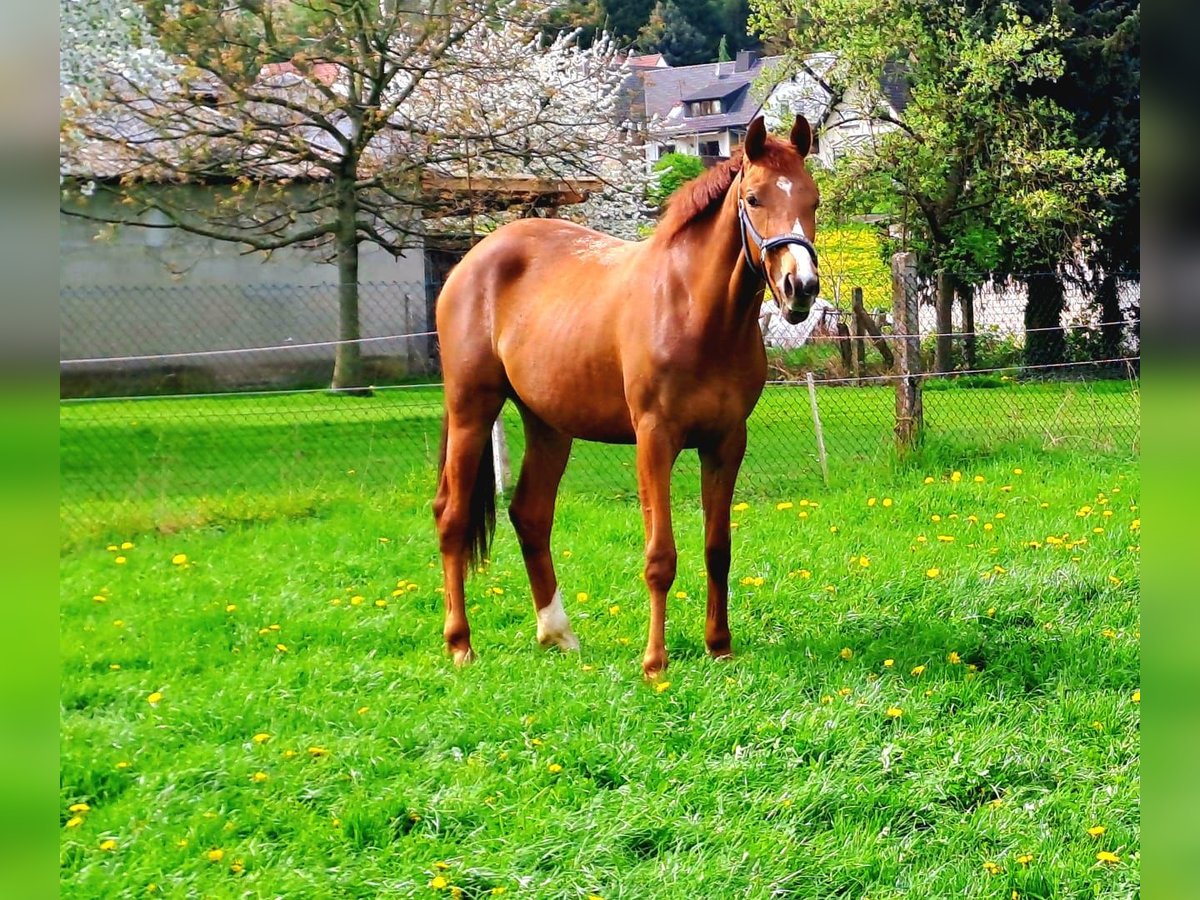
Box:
780 272 820 324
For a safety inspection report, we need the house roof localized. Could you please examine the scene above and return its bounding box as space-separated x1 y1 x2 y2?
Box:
640 55 781 136
624 53 665 68
679 80 747 103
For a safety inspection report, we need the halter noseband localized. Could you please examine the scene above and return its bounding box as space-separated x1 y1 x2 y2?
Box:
736 179 819 282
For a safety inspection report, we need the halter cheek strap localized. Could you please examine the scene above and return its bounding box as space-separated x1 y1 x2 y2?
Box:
736 196 819 282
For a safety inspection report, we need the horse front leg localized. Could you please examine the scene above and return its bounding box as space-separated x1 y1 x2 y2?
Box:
634 418 682 679
699 425 747 659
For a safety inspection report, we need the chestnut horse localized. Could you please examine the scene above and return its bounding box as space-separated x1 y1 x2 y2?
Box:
433 116 820 677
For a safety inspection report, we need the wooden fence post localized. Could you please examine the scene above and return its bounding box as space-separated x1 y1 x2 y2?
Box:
491 418 511 497
849 288 863 378
892 252 923 451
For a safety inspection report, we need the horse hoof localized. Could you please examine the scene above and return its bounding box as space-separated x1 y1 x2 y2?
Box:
450 646 476 667
538 630 580 652
708 647 734 661
642 657 668 680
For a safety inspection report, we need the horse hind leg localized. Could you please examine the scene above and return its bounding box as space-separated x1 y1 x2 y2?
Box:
508 412 578 652
434 392 506 665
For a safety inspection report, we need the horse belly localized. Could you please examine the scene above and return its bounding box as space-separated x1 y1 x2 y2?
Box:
503 354 635 443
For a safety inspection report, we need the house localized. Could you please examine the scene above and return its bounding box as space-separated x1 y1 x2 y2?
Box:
635 50 907 171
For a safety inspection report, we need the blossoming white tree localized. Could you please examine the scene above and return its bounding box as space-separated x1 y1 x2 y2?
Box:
60 0 651 390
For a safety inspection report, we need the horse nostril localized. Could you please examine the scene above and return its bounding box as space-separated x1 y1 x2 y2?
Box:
782 272 796 300
803 277 820 298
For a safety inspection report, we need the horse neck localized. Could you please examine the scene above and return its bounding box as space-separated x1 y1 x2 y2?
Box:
674 182 765 330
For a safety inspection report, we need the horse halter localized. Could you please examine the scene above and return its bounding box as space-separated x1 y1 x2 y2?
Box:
736 183 819 283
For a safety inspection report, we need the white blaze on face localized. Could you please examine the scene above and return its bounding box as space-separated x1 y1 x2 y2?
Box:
789 218 818 284
776 177 793 197
536 589 580 651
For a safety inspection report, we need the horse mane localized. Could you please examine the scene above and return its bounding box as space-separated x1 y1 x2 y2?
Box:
653 138 800 244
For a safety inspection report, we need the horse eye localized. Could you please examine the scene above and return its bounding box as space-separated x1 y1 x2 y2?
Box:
746 195 760 207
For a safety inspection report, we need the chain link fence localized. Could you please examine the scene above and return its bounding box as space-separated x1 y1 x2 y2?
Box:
59 273 1140 543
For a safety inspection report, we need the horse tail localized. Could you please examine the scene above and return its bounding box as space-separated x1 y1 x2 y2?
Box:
436 410 496 574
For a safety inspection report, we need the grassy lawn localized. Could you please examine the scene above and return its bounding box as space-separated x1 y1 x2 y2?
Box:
59 384 1139 898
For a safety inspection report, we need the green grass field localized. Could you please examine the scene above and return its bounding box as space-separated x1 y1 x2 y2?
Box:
60 383 1139 898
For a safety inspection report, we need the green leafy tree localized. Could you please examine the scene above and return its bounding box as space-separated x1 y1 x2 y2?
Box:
750 0 1124 370
647 152 705 207
635 1 714 64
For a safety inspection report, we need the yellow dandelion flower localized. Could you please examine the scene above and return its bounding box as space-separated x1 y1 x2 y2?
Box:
1039 502 1049 509
430 875 449 889
1103 509 1114 518
115 556 127 565
911 665 926 676
350 595 364 606
839 647 853 660
1108 575 1122 586
988 798 1004 809
1000 485 1013 492
948 651 962 664
732 502 750 512
675 590 688 599
171 553 188 566
275 644 288 653
1131 518 1140 530
796 569 811 578
931 514 942 523
885 707 903 718
374 599 387 608
491 889 507 896
66 816 84 828
829 525 839 533
987 607 996 617
1016 853 1033 865
106 544 118 552
252 733 271 743
356 706 369 715
562 549 573 558
92 595 107 603
1131 690 1140 703
230 860 245 874
858 556 870 568
923 476 935 484
147 691 163 705
581 664 595 672
868 497 877 507
925 568 940 578
206 849 225 862
838 687 852 696
587 894 604 900
820 695 832 704
973 475 985 483
251 772 268 783
1013 468 1023 475
883 659 894 668
655 681 671 693
982 861 1001 874
69 802 90 813
120 541 134 550
116 761 130 769
608 604 620 616
798 510 809 519
1096 851 1120 864
937 535 955 543
777 501 794 510
99 839 118 851
984 523 994 531
916 535 928 543
1088 825 1106 837
307 747 328 757
951 471 962 482
883 498 893 507
547 763 563 773
576 592 588 602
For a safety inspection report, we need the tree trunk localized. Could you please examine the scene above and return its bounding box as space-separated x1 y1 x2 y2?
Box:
1097 271 1124 366
935 270 955 374
959 282 976 371
1023 273 1066 369
330 173 370 395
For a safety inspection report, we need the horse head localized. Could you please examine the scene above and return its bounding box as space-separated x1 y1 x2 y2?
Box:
737 116 821 324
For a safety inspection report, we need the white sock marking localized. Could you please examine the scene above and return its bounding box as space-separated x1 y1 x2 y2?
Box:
536 589 580 651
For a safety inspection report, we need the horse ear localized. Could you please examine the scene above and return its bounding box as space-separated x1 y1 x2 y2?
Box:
745 116 767 161
791 116 813 156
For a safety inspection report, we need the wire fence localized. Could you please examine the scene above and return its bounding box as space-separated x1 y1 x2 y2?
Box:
59 272 1140 542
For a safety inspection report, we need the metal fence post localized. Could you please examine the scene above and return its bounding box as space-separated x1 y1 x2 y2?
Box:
892 252 923 451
